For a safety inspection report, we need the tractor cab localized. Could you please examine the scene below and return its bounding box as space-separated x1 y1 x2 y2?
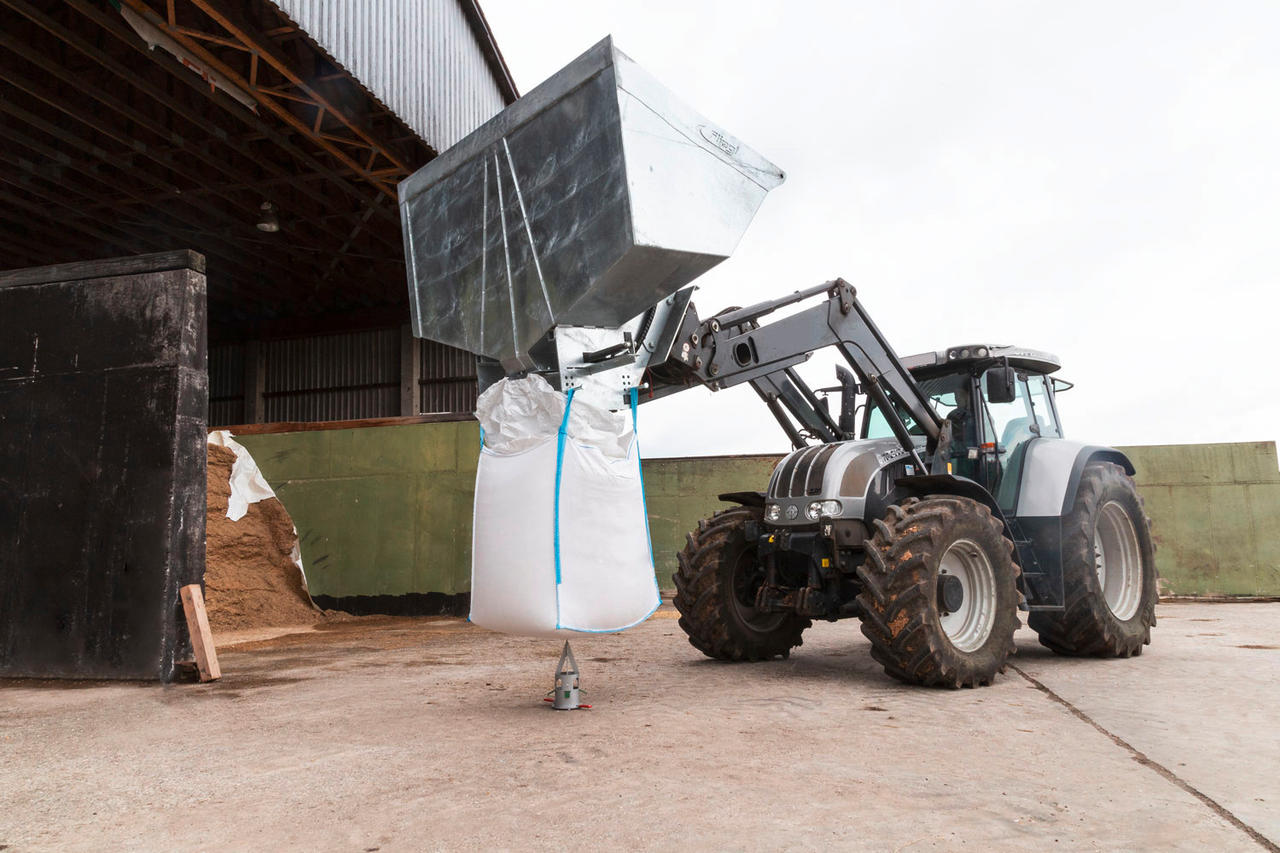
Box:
863 344 1068 512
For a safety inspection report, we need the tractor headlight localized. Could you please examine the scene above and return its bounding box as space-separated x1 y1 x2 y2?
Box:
765 504 781 522
806 501 822 520
820 499 843 517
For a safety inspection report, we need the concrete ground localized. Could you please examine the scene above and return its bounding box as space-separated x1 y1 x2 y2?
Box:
1 602 1276 852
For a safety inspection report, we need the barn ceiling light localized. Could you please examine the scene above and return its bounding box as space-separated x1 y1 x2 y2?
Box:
256 201 280 233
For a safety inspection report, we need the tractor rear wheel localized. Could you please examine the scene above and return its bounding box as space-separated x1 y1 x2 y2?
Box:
1029 462 1157 657
856 496 1021 687
673 506 810 661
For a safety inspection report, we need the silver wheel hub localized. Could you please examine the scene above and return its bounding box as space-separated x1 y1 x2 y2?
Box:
937 538 997 653
1095 500 1143 620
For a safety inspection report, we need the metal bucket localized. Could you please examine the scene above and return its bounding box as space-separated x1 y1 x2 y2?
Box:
398 36 785 372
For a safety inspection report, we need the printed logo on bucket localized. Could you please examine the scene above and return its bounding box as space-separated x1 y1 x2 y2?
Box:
698 125 740 158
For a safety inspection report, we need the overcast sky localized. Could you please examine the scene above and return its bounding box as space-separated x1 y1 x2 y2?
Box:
481 1 1280 458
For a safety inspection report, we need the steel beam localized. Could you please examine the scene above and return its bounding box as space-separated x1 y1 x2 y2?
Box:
0 32 332 281
0 67 329 287
2 0 396 255
120 0 410 200
63 0 403 236
0 183 151 257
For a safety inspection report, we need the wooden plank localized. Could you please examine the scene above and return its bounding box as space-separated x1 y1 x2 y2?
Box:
211 412 476 436
0 251 206 288
179 584 221 682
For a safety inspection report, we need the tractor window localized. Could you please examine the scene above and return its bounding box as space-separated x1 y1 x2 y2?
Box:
918 375 968 420
980 371 1037 511
863 375 966 439
981 370 1032 449
864 403 916 438
864 405 896 439
1025 374 1062 438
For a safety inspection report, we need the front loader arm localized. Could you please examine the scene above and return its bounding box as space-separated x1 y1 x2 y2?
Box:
644 279 947 469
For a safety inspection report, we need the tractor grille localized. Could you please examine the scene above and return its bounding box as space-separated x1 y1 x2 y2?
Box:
769 444 839 498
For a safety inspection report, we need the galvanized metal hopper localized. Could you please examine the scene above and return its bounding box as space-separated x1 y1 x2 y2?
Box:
398 36 785 372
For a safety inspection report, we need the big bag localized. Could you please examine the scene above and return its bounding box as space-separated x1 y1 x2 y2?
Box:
469 376 660 637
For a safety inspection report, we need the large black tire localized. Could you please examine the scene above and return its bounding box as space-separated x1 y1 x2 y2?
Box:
856 496 1021 688
1029 462 1157 657
673 506 810 661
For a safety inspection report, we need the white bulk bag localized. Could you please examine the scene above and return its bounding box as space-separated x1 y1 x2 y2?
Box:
469 376 660 637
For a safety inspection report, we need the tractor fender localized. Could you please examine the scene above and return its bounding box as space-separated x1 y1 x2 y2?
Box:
1015 439 1135 518
892 473 1016 541
892 473 1039 606
718 490 766 508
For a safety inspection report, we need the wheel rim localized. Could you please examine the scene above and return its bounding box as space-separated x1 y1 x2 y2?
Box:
1095 501 1143 620
937 538 997 653
728 547 787 632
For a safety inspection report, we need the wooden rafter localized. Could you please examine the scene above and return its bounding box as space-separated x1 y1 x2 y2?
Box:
59 0 404 237
120 0 411 198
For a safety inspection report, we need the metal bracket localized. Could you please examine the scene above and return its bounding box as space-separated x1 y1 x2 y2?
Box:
562 351 636 377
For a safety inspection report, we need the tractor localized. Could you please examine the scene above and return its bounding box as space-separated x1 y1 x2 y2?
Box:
648 279 1157 687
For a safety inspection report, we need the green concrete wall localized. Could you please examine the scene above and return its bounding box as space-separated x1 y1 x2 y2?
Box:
235 424 1279 599
236 421 480 598
1119 442 1280 596
642 455 782 587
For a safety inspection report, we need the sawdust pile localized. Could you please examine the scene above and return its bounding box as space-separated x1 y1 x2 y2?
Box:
205 443 325 633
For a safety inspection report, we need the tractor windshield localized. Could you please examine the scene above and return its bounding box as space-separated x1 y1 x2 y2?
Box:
864 374 969 439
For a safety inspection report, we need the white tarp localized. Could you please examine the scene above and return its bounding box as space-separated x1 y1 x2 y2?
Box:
469 376 660 637
207 430 277 521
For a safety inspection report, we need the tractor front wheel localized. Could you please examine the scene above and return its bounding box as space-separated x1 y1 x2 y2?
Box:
673 506 810 661
856 496 1021 687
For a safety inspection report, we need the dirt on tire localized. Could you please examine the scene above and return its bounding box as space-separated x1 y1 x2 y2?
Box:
856 496 1021 687
673 505 809 661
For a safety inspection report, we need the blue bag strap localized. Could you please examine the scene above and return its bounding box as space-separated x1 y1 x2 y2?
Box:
553 388 575 589
630 386 657 573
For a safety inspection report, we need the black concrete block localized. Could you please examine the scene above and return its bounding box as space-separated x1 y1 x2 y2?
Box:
0 252 207 681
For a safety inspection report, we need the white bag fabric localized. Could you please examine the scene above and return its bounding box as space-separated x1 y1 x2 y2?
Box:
469 376 660 637
207 430 278 522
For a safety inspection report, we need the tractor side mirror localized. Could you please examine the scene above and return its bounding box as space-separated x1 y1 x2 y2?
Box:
986 366 1017 404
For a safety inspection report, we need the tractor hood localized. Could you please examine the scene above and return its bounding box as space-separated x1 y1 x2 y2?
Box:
765 438 918 527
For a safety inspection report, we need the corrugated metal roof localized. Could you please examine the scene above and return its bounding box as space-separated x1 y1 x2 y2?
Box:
271 0 516 152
